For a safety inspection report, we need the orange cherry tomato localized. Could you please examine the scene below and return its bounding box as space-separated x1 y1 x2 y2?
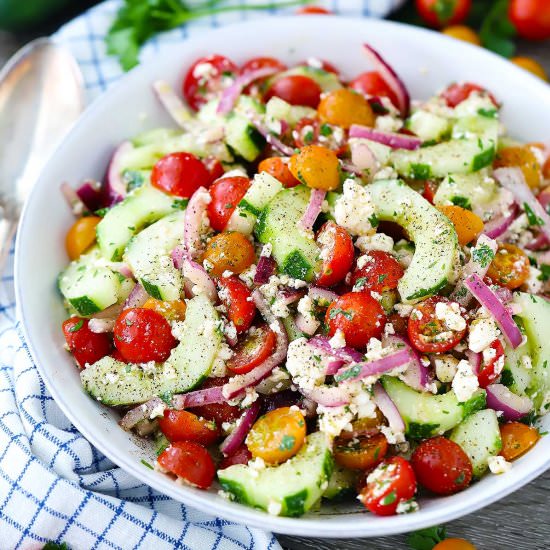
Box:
442 25 481 45
258 157 300 188
289 145 340 191
158 410 220 445
157 441 215 489
65 216 101 260
316 221 355 287
434 539 477 550
500 421 540 461
494 145 542 189
202 232 256 277
511 56 548 81
246 407 306 465
317 88 374 129
349 250 404 293
296 5 332 14
486 243 530 290
142 298 187 322
437 204 484 245
334 433 388 470
226 325 277 374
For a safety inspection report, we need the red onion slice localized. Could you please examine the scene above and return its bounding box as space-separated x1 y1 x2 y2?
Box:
277 288 305 306
184 186 211 259
171 386 225 409
76 180 104 212
465 350 482 375
254 255 277 285
349 125 421 150
88 318 115 333
246 115 296 156
220 400 262 457
483 204 518 239
339 159 364 176
372 382 406 434
182 258 217 302
325 360 345 376
171 245 185 270
538 186 550 212
91 302 123 320
362 44 410 116
298 188 326 232
299 385 351 407
335 349 413 383
350 139 378 172
105 141 132 205
307 334 364 364
486 383 533 421
295 312 320 336
153 80 192 128
61 182 85 216
123 283 149 309
309 287 338 305
119 397 166 431
525 232 549 251
464 273 523 349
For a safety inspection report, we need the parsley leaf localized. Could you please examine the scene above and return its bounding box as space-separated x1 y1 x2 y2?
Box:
524 203 544 227
279 435 296 451
538 264 550 282
479 0 516 58
407 525 447 550
472 243 495 268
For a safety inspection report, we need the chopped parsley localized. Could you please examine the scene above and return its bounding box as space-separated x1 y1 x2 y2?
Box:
381 490 397 506
368 213 380 228
377 274 388 284
329 307 354 321
472 243 496 268
524 203 544 226
450 195 471 210
279 435 296 451
68 319 84 332
319 123 333 136
172 198 189 210
538 264 550 282
141 459 154 470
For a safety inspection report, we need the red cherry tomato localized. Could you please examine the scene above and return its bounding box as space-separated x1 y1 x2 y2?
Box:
509 0 550 40
477 339 505 388
358 456 417 516
202 156 225 185
316 221 354 287
113 308 177 363
217 276 256 334
296 6 333 14
265 75 322 108
158 410 220 445
415 0 471 28
151 152 211 198
241 56 287 75
349 251 404 293
296 59 340 76
349 71 399 108
207 176 250 232
422 180 439 204
408 296 467 353
226 325 277 374
62 318 112 368
183 54 238 111
258 157 300 188
411 436 473 495
157 441 215 489
440 82 498 108
189 377 242 424
219 444 252 469
326 292 387 349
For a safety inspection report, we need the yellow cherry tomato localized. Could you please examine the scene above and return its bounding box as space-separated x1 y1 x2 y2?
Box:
142 298 187 322
487 243 530 290
494 145 542 189
434 539 477 550
442 25 481 45
246 407 306 465
65 216 101 260
289 145 340 191
500 421 540 461
437 205 484 245
202 232 256 277
511 56 548 81
317 88 374 129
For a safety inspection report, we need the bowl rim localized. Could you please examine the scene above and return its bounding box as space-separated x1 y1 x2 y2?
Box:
15 14 550 538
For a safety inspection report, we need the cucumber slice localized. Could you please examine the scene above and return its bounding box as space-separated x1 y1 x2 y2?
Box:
132 128 180 147
450 409 502 477
369 179 459 302
96 184 177 261
124 211 185 301
225 114 265 162
405 110 451 142
267 66 342 92
381 376 486 439
433 171 498 211
255 185 320 281
323 466 358 500
502 337 532 397
452 116 499 145
81 294 221 405
265 97 317 127
218 432 333 517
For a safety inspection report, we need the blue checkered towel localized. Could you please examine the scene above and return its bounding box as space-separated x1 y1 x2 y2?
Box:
0 1 403 548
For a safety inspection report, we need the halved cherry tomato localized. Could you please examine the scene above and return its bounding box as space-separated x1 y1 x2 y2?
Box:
65 216 101 260
422 180 439 204
202 156 225 185
158 410 220 445
511 56 548 81
142 298 187 322
207 176 250 232
408 296 467 353
509 0 550 41
316 221 354 287
293 117 347 155
338 412 385 440
334 433 388 470
289 145 340 191
189 377 242 424
296 59 340 76
411 436 472 495
358 456 417 516
219 444 252 469
387 312 409 336
326 292 387 349
500 421 540 461
416 0 471 28
227 325 277 374
318 88 374 129
494 145 542 189
440 82 497 108
217 276 256 333
151 152 211 198
258 157 300 188
486 243 530 290
443 25 481 45
183 54 238 111
113 308 177 363
157 441 215 489
241 56 287 76
437 204 484 245
434 539 477 550
265 75 322 108
203 232 256 277
62 317 112 368
477 339 505 388
246 406 306 465
296 5 332 14
349 71 399 109
349 251 404 293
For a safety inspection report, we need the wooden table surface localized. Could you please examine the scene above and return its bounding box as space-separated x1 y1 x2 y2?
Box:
1 8 549 550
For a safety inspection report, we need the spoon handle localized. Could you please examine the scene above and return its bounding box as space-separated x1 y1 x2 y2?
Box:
0 214 17 272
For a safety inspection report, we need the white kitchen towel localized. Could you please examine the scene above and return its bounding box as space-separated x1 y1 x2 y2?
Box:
0 0 403 548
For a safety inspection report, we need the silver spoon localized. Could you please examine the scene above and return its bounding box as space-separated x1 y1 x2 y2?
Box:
0 37 85 269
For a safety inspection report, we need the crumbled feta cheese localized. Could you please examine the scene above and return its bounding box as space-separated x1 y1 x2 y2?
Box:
328 329 346 350
394 303 413 317
222 270 233 278
285 338 328 390
468 316 501 353
523 266 543 294
373 166 399 181
434 354 459 383
149 402 166 419
192 61 216 79
210 342 233 377
255 367 292 394
239 264 257 288
452 359 479 402
435 301 466 332
396 499 420 514
381 424 406 444
317 404 354 438
271 297 291 319
297 295 319 329
241 387 259 408
248 457 266 471
223 321 238 343
267 500 282 516
139 361 157 375
203 259 214 273
375 114 403 133
488 455 512 475
355 233 395 254
521 354 533 370
260 243 272 257
384 323 396 337
334 179 376 237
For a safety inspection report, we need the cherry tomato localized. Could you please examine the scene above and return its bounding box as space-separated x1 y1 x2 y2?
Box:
158 410 220 445
443 25 481 45
334 433 388 470
437 204 484 245
415 0 471 28
408 296 467 353
246 406 306 465
477 339 505 388
348 71 399 108
151 152 211 198
349 251 404 293
494 145 542 189
227 325 277 374
219 444 252 469
207 176 250 232
293 117 347 155
296 59 340 76
338 412 385 440
202 156 225 185
289 145 340 191
142 298 187 322
241 56 287 76
113 308 177 363
258 157 300 188
203 232 256 277
422 180 439 204
511 56 548 81
296 6 332 14
440 82 497 108
316 221 355 287
486 243 530 290
317 88 374 129
189 377 242 425
387 312 409 336
358 456 416 516
434 540 477 550
411 436 473 495
62 317 112 368
217 276 256 333
326 292 387 349
509 0 550 40
500 421 540 461
65 216 101 260
183 54 238 111
157 441 215 489
265 75 322 108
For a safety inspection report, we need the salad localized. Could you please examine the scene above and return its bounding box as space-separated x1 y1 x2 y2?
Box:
58 44 550 518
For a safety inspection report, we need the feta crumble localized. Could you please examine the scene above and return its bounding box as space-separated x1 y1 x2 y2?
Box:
452 359 479 402
488 455 512 475
468 315 501 353
334 179 376 237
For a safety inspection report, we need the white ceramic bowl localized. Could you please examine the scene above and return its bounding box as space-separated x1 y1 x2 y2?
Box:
15 15 550 538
